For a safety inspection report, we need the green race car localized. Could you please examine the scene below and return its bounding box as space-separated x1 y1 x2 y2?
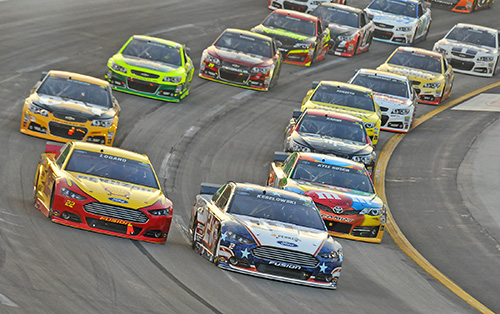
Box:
106 35 194 102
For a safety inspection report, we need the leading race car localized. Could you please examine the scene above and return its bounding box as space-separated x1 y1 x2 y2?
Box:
268 0 346 14
106 35 194 102
199 28 282 91
33 141 173 244
377 47 454 105
349 68 418 133
20 70 120 146
251 9 330 66
267 152 386 243
424 0 493 13
284 109 376 176
365 0 432 45
433 23 499 77
189 181 343 289
311 3 375 57
300 81 381 145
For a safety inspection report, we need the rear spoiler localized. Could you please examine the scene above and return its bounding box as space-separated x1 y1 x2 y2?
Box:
45 141 64 157
273 151 291 163
200 182 222 195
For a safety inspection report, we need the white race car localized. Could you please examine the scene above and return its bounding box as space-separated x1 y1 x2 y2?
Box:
349 69 418 133
268 0 346 14
365 0 432 45
433 23 499 77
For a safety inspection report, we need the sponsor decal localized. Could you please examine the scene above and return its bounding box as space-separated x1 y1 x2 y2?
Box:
269 261 301 270
105 186 130 198
99 216 129 225
322 214 355 223
277 240 298 247
53 210 61 217
108 197 129 204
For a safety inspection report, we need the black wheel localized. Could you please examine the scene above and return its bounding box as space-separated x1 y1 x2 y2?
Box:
492 59 498 76
423 22 431 40
190 216 198 249
365 33 373 52
353 38 360 56
211 229 221 265
33 168 40 206
48 189 55 220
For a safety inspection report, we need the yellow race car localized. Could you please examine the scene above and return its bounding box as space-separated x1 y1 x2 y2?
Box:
300 81 381 145
377 47 454 105
21 70 120 146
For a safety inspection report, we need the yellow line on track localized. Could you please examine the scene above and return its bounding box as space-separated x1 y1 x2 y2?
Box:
374 80 500 314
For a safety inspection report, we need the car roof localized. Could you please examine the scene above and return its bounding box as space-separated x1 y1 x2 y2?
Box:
274 9 319 22
295 152 366 170
131 35 183 49
47 70 109 87
233 182 313 201
225 28 273 41
318 80 374 94
356 68 410 82
395 46 443 58
302 108 364 123
454 23 498 33
69 142 151 163
318 3 363 13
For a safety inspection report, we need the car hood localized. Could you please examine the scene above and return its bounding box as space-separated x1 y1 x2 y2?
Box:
252 25 314 46
206 46 271 67
32 94 116 119
303 100 378 120
116 54 184 75
329 25 358 38
70 173 162 209
366 9 417 25
436 39 496 55
373 93 413 107
290 132 372 155
234 214 328 255
378 64 443 81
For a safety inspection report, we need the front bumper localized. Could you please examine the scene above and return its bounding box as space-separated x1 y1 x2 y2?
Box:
321 214 385 243
380 105 415 133
199 60 272 91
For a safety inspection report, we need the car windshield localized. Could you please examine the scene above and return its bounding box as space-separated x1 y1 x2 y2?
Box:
65 149 159 189
350 73 409 98
215 32 272 57
122 38 182 66
227 189 326 231
297 114 368 143
310 84 375 111
312 6 359 28
368 0 417 18
37 76 112 108
388 50 442 73
445 26 497 48
263 13 316 36
291 159 374 193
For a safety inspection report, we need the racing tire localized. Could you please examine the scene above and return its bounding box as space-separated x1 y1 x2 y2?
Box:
492 59 498 76
33 168 40 206
353 38 360 56
48 188 55 221
365 33 373 52
190 216 198 249
423 22 431 41
212 230 221 265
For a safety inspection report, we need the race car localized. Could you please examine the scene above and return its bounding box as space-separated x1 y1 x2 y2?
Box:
251 9 330 66
189 181 343 289
433 23 499 77
284 109 376 176
424 0 493 13
311 3 375 57
20 70 120 146
33 141 173 244
365 0 432 45
267 152 386 243
377 47 454 105
349 69 418 133
268 0 346 14
300 81 381 145
199 28 282 91
106 35 194 102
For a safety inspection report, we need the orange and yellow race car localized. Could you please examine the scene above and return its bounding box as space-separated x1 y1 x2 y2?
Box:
33 141 173 243
21 70 120 146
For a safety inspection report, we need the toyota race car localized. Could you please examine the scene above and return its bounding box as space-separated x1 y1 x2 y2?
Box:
365 0 432 45
33 141 173 243
349 69 418 133
311 3 375 57
20 70 120 146
268 0 346 14
251 9 330 66
377 47 454 105
106 35 194 102
267 152 386 243
300 81 381 145
284 109 376 176
424 0 493 13
433 23 499 77
199 29 282 91
189 182 343 289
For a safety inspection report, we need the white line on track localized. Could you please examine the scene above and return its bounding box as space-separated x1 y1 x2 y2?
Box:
17 57 69 73
147 24 195 36
0 293 18 307
295 58 347 76
159 153 173 179
232 90 255 100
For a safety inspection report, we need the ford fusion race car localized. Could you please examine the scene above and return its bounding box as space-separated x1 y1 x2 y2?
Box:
251 9 330 66
349 69 418 133
20 71 120 146
268 152 386 243
377 47 454 105
268 0 346 14
424 0 493 13
33 141 173 243
106 35 194 102
433 23 499 77
311 3 374 57
189 181 343 289
365 0 432 45
285 109 376 176
300 81 381 145
199 29 282 91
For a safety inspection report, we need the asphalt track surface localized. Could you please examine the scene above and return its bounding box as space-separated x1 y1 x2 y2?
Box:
0 0 499 313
